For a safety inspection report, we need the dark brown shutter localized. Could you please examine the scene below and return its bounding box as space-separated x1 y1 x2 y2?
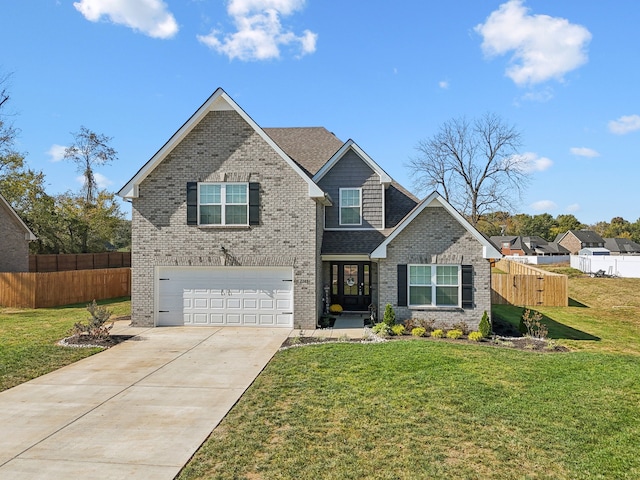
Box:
397 264 407 307
249 182 260 226
186 182 198 225
461 265 473 308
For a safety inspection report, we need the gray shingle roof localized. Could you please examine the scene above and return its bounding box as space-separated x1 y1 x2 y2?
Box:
564 230 605 244
321 230 388 255
604 238 640 254
263 127 343 177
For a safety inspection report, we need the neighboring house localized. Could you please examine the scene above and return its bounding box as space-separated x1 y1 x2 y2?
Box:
0 193 37 272
491 235 569 257
555 230 605 255
119 88 501 330
604 238 640 255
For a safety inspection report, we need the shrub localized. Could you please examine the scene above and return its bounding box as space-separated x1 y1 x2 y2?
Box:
403 318 418 330
391 324 405 336
521 309 548 339
452 321 470 335
431 329 444 338
372 322 391 337
418 318 436 332
411 327 427 337
446 329 463 339
71 300 114 340
383 303 396 327
479 311 491 338
468 331 483 342
329 304 343 314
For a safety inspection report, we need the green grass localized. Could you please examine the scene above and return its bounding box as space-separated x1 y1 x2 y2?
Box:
0 297 130 392
178 277 640 480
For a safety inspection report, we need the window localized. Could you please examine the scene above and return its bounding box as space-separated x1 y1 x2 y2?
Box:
199 183 248 226
408 264 459 307
339 188 361 225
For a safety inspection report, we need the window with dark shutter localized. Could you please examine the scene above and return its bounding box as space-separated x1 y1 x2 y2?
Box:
397 264 408 307
186 182 198 225
461 265 473 308
249 182 260 226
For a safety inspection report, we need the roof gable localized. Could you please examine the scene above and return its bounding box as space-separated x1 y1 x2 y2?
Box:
371 192 501 259
118 88 326 201
312 140 392 185
0 193 36 241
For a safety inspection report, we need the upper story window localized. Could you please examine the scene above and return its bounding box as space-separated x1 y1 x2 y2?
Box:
408 264 460 307
339 188 362 225
199 183 248 226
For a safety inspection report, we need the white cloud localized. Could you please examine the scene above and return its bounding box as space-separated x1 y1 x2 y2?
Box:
513 152 553 173
608 114 640 135
47 144 67 162
570 147 600 158
76 172 113 189
530 200 557 212
566 203 580 213
439 80 449 89
74 0 178 39
475 0 591 86
197 0 317 61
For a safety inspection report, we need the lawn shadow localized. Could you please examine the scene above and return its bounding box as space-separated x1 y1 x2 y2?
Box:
568 297 588 308
492 304 600 341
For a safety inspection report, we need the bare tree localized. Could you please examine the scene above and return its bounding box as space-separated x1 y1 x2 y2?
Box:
64 126 117 203
0 71 19 158
408 113 529 225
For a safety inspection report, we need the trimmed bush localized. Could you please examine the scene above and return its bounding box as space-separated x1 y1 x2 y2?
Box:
383 303 396 327
411 327 427 337
468 331 483 342
431 329 444 338
372 322 391 337
446 329 463 339
391 324 405 336
479 311 491 338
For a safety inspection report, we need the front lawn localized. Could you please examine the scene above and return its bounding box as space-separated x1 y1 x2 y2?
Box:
179 277 640 479
0 297 130 392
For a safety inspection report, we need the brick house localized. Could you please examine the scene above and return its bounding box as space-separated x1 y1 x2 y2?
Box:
0 193 36 272
555 230 605 255
119 89 500 330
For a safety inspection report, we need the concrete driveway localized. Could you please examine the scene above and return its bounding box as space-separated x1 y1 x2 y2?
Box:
0 323 290 479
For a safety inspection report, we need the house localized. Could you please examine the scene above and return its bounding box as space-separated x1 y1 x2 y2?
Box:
491 235 569 257
118 88 500 330
603 238 640 255
555 230 605 255
0 193 36 272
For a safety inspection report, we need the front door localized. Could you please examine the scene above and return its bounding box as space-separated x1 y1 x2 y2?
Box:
331 262 371 311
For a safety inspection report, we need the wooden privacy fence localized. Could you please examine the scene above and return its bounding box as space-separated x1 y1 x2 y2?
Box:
0 268 131 309
491 259 568 307
29 252 131 272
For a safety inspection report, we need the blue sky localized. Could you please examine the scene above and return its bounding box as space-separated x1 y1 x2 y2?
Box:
2 0 639 224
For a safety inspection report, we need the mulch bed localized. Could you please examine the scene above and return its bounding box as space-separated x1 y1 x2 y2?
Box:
281 331 569 352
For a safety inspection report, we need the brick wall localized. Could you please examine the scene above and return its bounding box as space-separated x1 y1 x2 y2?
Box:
131 110 320 328
0 204 30 272
377 206 492 329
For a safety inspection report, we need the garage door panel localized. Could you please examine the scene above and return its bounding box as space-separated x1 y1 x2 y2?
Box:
157 267 293 327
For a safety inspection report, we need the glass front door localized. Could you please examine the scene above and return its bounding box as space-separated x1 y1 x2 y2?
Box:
331 262 371 311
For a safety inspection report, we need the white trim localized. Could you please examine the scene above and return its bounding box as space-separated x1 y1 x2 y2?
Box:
370 192 502 259
118 88 326 201
0 193 37 241
313 140 393 185
381 183 386 230
198 182 248 226
339 187 362 226
408 264 461 308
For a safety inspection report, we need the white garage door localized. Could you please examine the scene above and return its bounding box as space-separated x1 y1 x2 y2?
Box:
157 266 293 327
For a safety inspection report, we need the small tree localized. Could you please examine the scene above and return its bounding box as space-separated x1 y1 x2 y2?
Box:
383 303 396 327
479 311 491 338
71 300 114 340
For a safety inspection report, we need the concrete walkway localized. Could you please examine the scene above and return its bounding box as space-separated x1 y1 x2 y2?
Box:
289 313 371 340
0 322 290 479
